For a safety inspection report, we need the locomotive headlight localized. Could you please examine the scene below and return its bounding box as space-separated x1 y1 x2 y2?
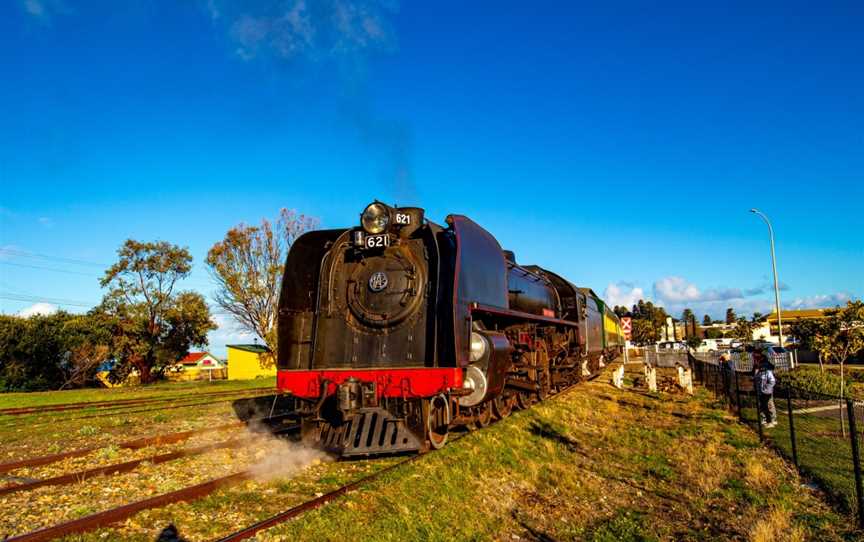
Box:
469 331 488 362
361 203 390 234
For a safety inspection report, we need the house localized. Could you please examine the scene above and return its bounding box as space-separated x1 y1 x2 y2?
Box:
752 309 832 346
227 344 275 380
169 351 227 381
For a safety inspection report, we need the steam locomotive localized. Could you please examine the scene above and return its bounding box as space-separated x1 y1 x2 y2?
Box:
261 202 623 457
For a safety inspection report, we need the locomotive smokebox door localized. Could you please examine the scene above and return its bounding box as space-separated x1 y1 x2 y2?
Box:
347 246 424 328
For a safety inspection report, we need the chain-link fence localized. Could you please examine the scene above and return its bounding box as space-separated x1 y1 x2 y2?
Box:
689 353 864 528
691 350 796 372
643 350 689 368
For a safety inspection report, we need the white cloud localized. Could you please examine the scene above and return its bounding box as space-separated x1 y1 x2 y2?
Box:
646 274 855 320
653 276 702 303
604 282 647 309
18 302 58 317
785 293 851 310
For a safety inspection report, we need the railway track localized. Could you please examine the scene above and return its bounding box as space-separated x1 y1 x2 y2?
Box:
0 390 275 430
214 453 422 542
0 437 248 496
0 413 295 474
0 422 300 497
4 381 590 542
6 471 254 542
0 387 272 416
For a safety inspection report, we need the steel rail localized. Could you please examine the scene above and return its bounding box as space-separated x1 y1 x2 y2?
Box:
0 392 271 430
0 436 246 496
0 387 273 416
0 423 300 496
0 424 232 474
7 372 596 542
213 455 422 542
0 412 297 474
214 378 593 541
5 471 253 542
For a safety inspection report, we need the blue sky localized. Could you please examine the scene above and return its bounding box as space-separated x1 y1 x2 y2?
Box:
1 1 862 354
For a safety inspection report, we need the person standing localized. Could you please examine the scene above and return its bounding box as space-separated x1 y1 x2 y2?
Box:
720 352 734 396
753 352 777 428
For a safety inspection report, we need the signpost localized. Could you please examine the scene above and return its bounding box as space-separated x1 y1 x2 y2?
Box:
621 317 632 341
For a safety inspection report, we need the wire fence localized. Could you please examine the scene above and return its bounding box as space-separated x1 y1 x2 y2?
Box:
688 353 864 528
643 350 689 368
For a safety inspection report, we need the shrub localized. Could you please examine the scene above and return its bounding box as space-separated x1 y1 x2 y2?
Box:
779 367 856 398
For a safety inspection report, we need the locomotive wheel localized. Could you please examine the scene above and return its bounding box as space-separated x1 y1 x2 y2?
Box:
427 394 450 450
492 394 513 419
515 392 531 410
474 403 492 428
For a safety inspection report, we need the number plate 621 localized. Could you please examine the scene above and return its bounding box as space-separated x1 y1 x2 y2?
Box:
365 234 390 248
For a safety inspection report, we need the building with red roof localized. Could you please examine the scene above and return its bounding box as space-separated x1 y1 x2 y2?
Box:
169 351 226 381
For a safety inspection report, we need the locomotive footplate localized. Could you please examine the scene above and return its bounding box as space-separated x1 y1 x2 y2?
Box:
303 408 425 457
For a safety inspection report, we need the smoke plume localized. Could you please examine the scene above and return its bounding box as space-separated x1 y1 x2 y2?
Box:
203 0 416 202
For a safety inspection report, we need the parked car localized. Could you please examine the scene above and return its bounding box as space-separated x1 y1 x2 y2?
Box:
696 339 723 353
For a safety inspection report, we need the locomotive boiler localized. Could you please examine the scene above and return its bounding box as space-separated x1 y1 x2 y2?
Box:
262 202 623 457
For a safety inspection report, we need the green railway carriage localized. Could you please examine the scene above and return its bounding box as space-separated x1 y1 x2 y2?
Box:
579 289 624 362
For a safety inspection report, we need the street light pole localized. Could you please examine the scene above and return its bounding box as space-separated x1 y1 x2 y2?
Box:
750 208 783 346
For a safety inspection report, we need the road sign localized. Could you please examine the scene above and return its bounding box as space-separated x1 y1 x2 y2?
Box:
621 317 632 341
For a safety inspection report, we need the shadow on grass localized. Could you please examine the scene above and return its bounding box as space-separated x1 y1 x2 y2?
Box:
528 420 583 454
512 510 561 542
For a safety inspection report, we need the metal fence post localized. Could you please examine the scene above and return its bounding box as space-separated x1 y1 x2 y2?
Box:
846 398 864 529
785 386 798 468
735 372 743 421
713 366 720 398
755 384 764 441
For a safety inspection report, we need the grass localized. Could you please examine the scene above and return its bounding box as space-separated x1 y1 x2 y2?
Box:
0 377 277 463
0 376 276 409
3 366 859 541
252 374 854 541
753 406 863 515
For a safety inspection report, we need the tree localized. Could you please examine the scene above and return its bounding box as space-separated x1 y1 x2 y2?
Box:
789 319 822 351
59 312 112 389
0 313 68 391
705 328 724 339
753 312 763 322
207 209 318 364
632 318 658 346
733 317 757 341
685 336 703 350
682 309 694 337
100 240 215 384
813 301 864 405
0 312 111 391
726 308 736 324
703 314 712 326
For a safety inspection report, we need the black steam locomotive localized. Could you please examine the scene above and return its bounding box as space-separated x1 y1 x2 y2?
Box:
268 202 623 456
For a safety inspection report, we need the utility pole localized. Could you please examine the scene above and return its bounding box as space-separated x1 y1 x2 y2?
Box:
750 209 783 346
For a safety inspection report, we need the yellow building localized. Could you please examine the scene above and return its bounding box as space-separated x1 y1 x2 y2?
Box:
167 352 227 382
227 344 275 380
